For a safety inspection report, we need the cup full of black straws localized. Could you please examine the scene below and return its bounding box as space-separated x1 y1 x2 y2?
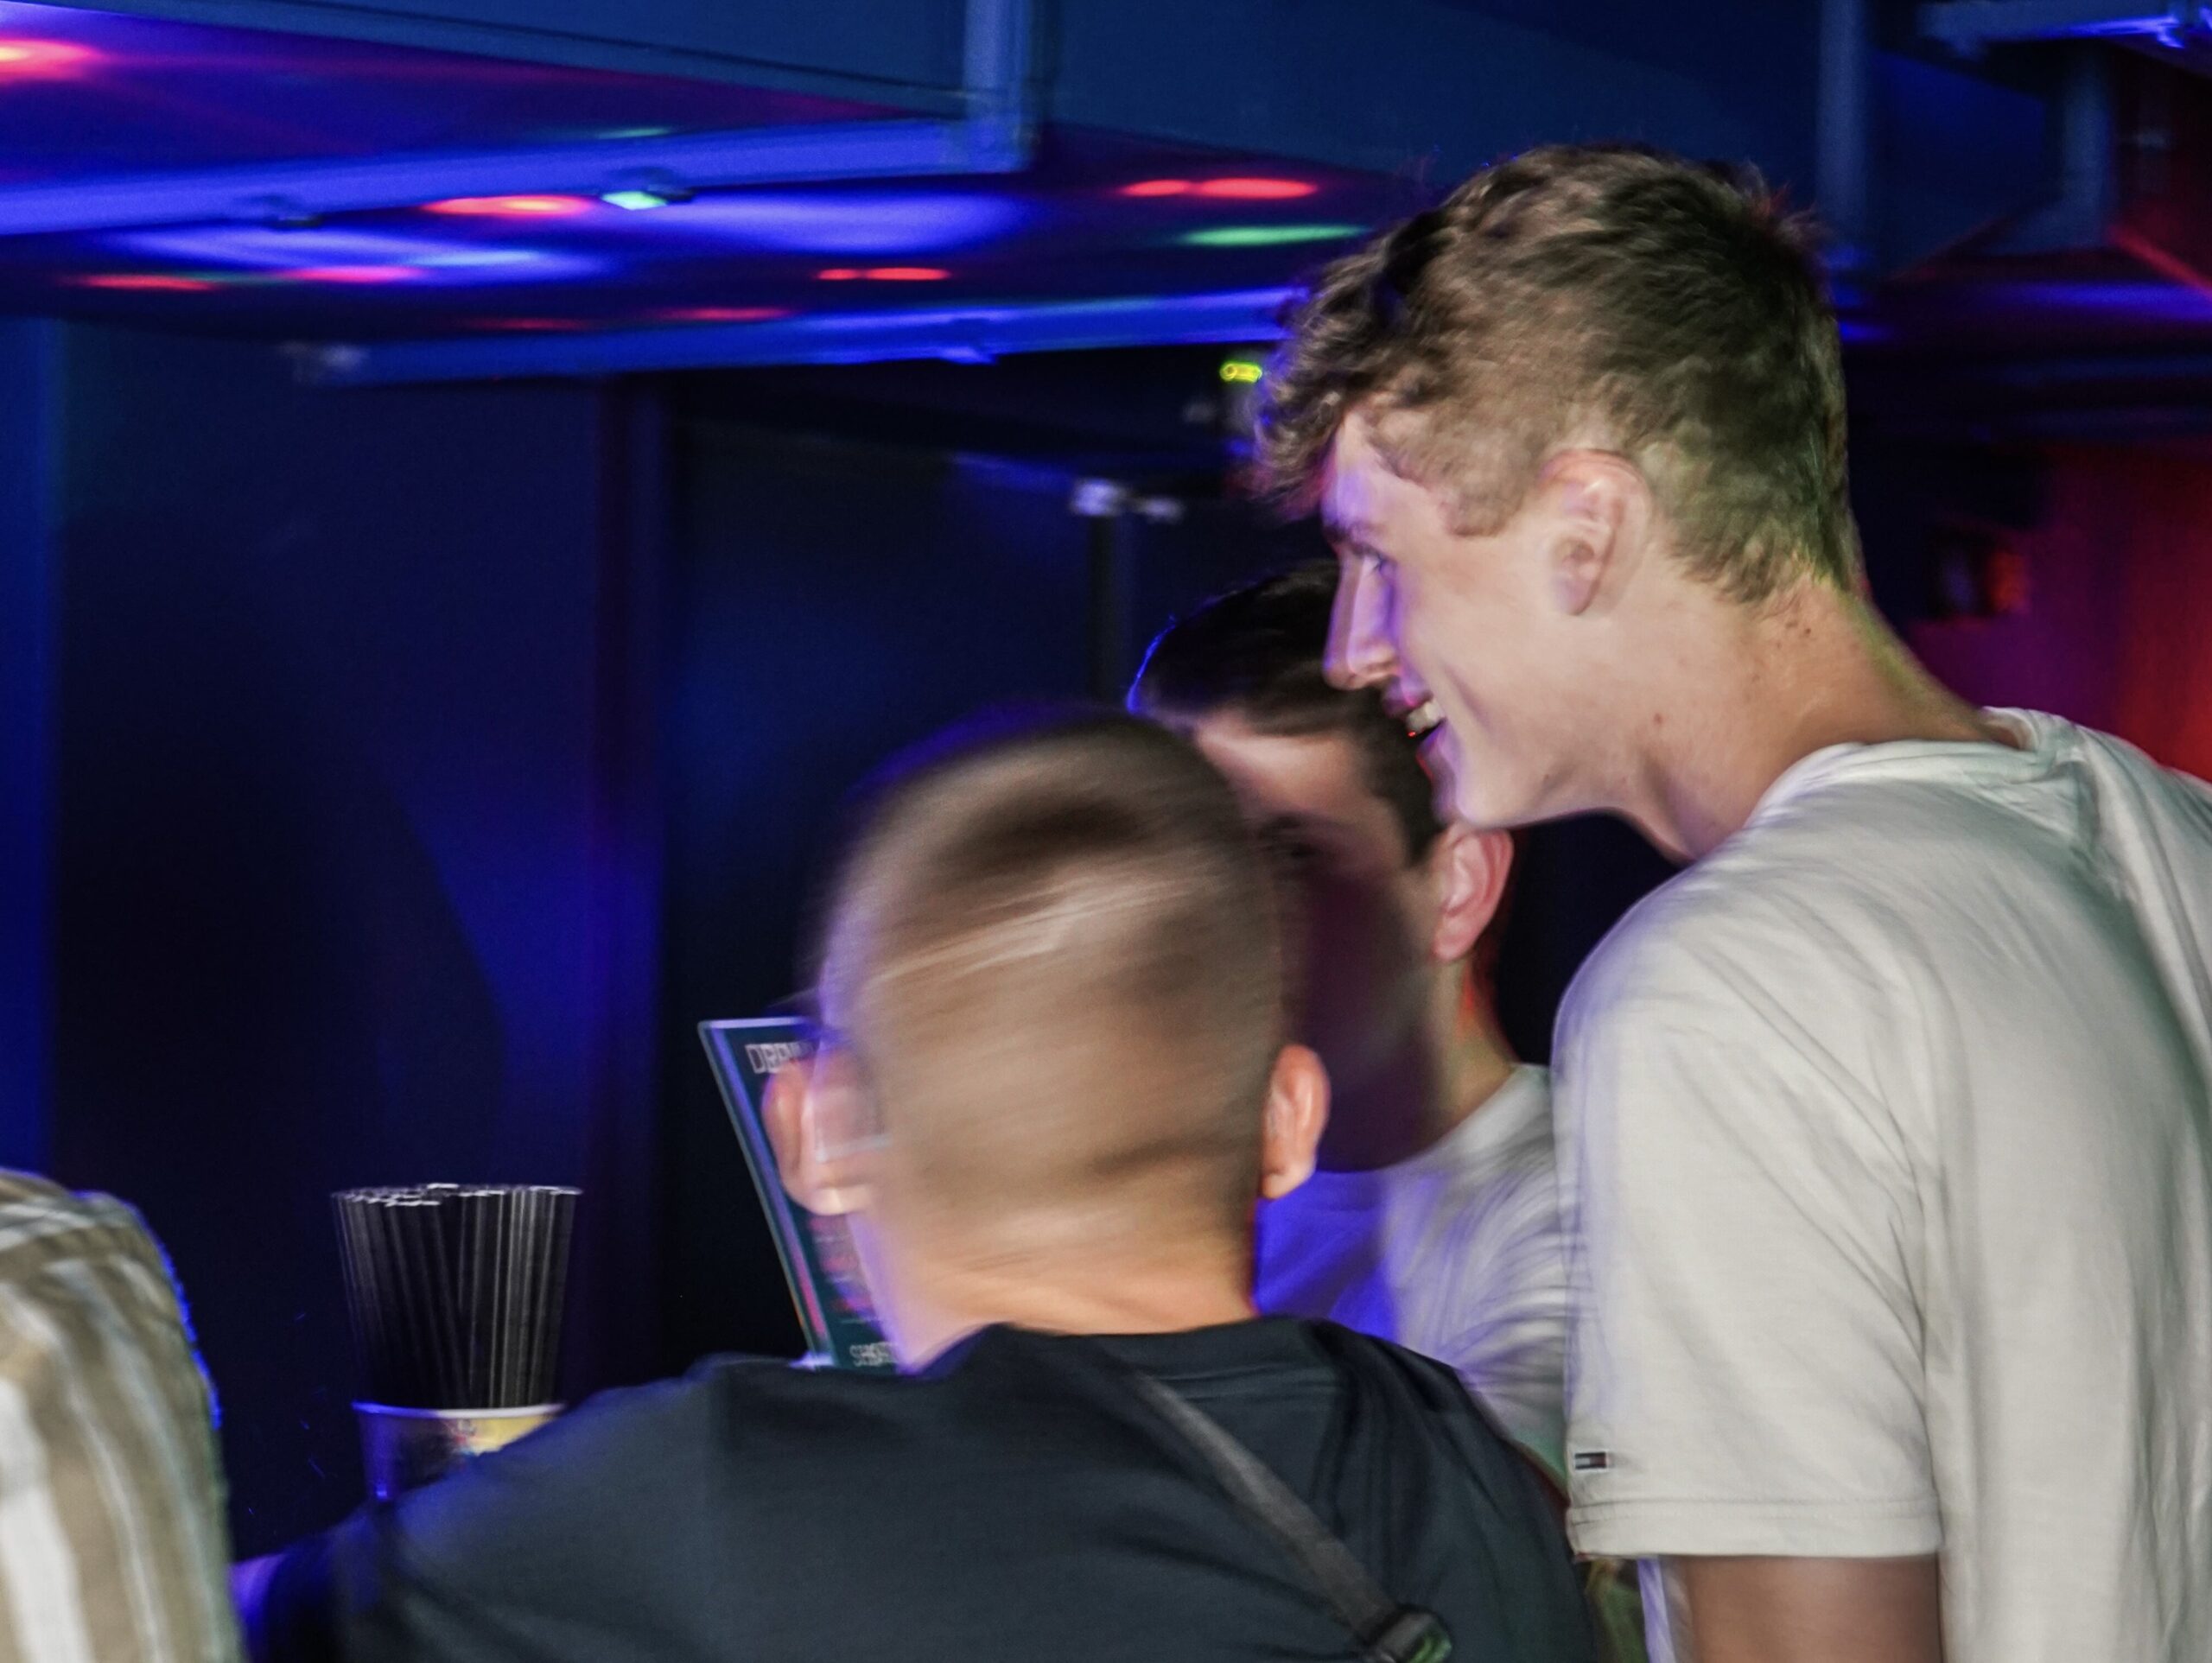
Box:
333 1184 579 1501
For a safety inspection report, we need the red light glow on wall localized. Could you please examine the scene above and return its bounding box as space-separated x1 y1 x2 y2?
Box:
283 266 419 283
0 38 98 76
424 195 594 218
816 266 948 282
661 306 791 322
73 273 217 292
1119 177 1316 200
1198 177 1316 200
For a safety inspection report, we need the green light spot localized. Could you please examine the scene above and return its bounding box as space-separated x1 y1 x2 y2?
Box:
601 190 673 212
1183 224 1363 249
602 126 675 140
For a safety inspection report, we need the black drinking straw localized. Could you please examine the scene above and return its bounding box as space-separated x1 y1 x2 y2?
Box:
334 1184 580 1409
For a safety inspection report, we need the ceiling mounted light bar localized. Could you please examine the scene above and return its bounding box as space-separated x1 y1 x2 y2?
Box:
296 288 1296 386
0 0 1036 238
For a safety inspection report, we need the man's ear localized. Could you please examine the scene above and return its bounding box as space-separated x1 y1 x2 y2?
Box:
764 1056 878 1217
1541 450 1644 617
1258 1044 1330 1201
1427 824 1513 964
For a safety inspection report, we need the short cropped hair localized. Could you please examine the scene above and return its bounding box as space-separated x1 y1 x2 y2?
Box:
1258 143 1859 603
819 711 1284 1240
1129 563 1443 863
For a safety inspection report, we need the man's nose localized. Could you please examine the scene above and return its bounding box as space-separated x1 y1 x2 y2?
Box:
1325 562 1396 691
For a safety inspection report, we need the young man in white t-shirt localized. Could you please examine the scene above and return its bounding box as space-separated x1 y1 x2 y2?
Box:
1130 564 1567 1477
1256 143 2212 1663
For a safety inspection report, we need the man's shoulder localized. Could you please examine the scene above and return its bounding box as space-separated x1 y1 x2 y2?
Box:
550 1352 918 1455
1562 753 2086 1042
0 1170 185 1319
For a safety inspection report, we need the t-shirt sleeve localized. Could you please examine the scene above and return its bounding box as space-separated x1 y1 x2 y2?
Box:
257 1378 718 1663
1430 1157 1570 1485
1554 933 1941 1560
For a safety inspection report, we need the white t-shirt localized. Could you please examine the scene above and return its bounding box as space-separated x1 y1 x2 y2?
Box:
1554 711 2212 1663
1255 1064 1569 1478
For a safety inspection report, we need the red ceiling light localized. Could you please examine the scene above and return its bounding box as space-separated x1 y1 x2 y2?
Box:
1194 177 1318 200
817 266 948 282
662 306 791 323
283 265 420 284
424 195 594 218
1121 179 1192 198
74 273 217 293
0 39 97 76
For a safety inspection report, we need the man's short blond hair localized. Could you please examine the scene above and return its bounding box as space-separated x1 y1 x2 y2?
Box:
819 713 1285 1247
1259 143 1860 604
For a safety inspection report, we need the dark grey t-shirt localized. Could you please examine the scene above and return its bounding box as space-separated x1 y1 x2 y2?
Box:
264 1317 1592 1662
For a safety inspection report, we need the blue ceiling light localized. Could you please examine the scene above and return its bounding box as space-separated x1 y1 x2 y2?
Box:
654 191 1027 253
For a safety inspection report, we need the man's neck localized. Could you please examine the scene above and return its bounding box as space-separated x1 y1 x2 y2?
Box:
885 1234 1258 1368
1319 979 1517 1174
1620 581 2006 860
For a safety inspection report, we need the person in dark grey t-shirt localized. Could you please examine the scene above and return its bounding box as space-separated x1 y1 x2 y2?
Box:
247 712 1593 1663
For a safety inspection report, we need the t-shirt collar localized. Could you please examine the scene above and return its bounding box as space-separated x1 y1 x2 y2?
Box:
1743 707 2057 835
1286 1064 1547 1210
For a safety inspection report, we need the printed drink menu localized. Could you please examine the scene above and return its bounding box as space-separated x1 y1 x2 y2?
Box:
698 1017 896 1372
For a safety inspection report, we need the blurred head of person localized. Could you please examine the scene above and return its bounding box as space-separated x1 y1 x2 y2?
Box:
766 712 1329 1366
1131 566 1513 1171
1257 143 1861 850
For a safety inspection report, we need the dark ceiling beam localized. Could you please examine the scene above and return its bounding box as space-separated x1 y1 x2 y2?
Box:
23 0 973 108
1922 1 2212 49
0 0 1035 238
0 122 1018 239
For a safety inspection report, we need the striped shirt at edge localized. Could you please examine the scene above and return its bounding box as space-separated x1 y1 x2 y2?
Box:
0 1171 241 1663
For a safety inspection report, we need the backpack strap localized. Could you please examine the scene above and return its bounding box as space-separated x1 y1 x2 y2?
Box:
1117 1365 1452 1663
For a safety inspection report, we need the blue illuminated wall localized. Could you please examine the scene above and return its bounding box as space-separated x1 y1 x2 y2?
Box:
658 423 1096 1361
0 321 60 1171
44 327 659 1552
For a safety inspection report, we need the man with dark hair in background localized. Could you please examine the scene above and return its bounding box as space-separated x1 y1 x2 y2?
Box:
1131 565 1562 1479
247 711 1594 1663
1262 142 2212 1663
1134 569 1643 1663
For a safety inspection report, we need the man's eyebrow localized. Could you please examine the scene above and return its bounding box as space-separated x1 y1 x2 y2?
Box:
1320 509 1373 547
